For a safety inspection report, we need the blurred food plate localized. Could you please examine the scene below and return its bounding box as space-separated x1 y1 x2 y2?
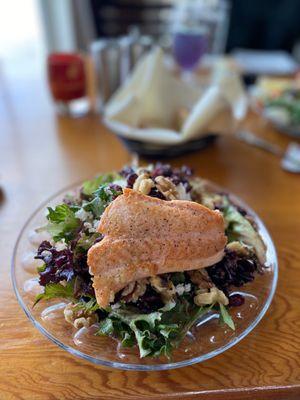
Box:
249 76 300 138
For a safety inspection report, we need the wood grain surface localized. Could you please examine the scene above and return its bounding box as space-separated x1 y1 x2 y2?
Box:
0 57 300 400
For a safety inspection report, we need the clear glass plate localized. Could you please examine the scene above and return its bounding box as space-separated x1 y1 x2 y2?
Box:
11 180 278 371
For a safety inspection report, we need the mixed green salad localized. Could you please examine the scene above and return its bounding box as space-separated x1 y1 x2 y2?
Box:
34 164 265 358
263 89 300 127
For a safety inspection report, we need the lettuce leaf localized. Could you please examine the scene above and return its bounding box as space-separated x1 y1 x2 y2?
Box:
34 281 74 306
73 232 102 256
73 298 100 313
223 204 266 263
46 204 80 243
96 299 212 358
98 317 136 348
219 303 235 330
83 184 122 218
82 173 120 196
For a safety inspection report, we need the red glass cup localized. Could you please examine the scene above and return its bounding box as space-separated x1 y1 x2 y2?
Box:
47 53 90 117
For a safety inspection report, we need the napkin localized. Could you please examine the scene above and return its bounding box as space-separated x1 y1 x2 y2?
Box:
104 48 247 146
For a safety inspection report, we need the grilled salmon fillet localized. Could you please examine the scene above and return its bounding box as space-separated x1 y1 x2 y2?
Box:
87 188 227 308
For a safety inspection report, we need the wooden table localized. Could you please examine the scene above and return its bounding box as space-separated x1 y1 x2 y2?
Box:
1 57 300 400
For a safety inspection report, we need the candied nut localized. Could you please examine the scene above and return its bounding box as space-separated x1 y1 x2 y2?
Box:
64 302 98 328
140 179 154 195
109 291 115 303
73 314 98 329
150 275 175 302
131 279 147 302
226 241 249 256
121 281 136 296
188 269 213 290
194 287 229 306
189 178 223 209
64 302 82 325
155 176 178 200
121 279 148 303
133 173 154 195
64 304 75 324
73 316 98 329
74 317 89 329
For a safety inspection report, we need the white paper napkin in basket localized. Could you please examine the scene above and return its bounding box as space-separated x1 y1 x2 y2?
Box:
104 48 247 146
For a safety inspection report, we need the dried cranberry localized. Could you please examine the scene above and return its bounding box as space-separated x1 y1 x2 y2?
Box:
152 163 173 178
96 308 108 320
135 286 164 313
93 235 103 244
35 241 75 286
207 248 261 292
108 183 122 192
119 166 134 177
170 176 181 185
126 173 138 188
229 294 245 307
107 184 123 199
35 239 95 298
183 180 192 192
74 276 94 298
148 187 166 200
180 165 193 176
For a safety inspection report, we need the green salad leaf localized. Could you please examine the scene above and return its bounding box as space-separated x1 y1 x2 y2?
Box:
170 272 186 285
98 317 136 348
82 196 106 217
46 204 80 243
73 232 102 257
266 97 300 125
223 204 266 263
96 299 212 358
34 281 74 306
74 298 100 313
82 173 120 196
219 303 235 330
112 310 163 358
83 184 123 218
37 263 46 273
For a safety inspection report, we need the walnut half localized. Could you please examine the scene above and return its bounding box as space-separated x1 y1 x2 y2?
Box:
64 302 98 329
194 287 229 306
121 279 148 303
155 176 178 200
188 269 214 290
150 275 175 303
133 173 154 195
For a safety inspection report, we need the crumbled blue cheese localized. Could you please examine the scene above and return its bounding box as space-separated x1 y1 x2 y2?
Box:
83 221 97 233
75 208 93 221
176 183 191 201
55 240 68 251
175 283 191 296
40 250 52 258
93 219 100 229
111 302 121 310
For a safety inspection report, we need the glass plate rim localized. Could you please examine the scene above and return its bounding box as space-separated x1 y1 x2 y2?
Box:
11 179 278 371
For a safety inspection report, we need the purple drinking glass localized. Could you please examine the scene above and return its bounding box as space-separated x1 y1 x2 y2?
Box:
173 30 208 71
